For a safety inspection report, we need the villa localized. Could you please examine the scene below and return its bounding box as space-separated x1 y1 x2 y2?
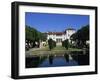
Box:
47 28 76 45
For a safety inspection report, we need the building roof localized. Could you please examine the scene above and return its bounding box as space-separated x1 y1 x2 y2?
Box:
47 32 65 35
46 27 75 35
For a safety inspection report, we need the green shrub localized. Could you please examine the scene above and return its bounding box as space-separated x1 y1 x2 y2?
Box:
62 39 69 49
48 39 56 50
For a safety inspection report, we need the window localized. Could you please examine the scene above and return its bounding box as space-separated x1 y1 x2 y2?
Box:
56 39 62 43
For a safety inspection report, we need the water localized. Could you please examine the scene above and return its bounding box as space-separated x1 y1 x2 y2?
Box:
26 51 89 68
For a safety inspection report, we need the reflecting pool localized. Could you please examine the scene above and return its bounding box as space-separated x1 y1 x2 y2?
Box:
26 51 89 68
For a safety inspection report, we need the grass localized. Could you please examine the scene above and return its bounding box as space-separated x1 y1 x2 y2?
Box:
53 45 66 50
36 45 82 51
68 48 82 51
29 45 83 55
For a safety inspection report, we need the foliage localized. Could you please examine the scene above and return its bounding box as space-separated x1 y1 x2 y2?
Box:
25 25 47 48
48 39 56 50
62 39 69 49
70 25 89 48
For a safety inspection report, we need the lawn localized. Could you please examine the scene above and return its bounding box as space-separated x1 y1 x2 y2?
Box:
31 45 82 51
27 45 83 56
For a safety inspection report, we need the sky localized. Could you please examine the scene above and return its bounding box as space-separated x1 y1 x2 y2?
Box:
25 12 89 32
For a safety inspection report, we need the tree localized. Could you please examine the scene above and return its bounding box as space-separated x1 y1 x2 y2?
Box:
62 39 69 49
70 25 89 48
65 39 69 49
48 39 53 50
25 25 47 48
48 39 56 50
41 33 47 41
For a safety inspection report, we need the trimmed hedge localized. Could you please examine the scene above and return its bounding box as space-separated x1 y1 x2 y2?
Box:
48 39 56 50
62 39 69 49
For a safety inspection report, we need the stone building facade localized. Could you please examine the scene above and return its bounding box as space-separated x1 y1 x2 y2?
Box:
47 28 76 45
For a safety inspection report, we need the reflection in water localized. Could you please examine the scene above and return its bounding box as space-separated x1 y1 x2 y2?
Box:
78 50 89 65
64 54 69 62
26 51 89 68
26 56 47 68
71 50 89 65
49 55 54 65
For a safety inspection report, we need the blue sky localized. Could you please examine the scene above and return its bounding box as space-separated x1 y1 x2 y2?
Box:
25 12 89 32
